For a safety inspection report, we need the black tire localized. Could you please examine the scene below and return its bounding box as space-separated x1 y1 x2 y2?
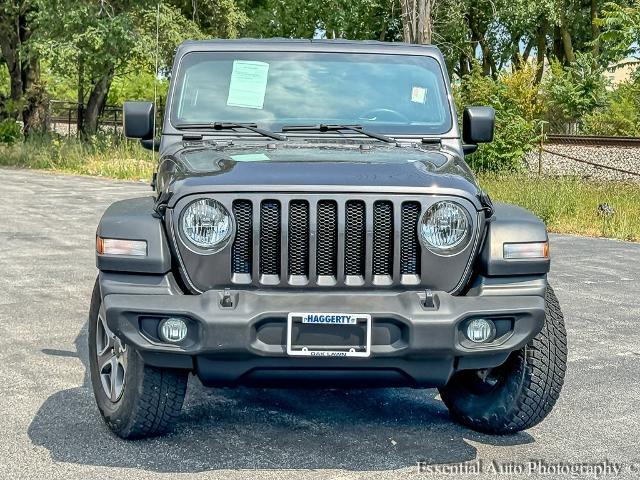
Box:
439 285 567 434
88 278 188 439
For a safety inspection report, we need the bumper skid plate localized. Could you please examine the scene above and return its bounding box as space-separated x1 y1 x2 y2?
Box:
101 275 546 388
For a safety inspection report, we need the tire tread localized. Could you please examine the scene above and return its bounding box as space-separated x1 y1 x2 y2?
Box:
113 364 188 439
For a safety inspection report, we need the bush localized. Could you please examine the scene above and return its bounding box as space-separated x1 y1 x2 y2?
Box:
0 119 22 145
541 52 608 130
455 64 541 173
582 78 640 136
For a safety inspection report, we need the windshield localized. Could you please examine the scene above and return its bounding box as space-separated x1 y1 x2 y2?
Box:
170 51 453 136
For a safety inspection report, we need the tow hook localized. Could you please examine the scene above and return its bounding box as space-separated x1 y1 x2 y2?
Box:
423 289 437 309
220 288 234 308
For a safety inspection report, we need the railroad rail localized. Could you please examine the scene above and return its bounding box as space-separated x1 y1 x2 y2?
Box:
546 135 640 147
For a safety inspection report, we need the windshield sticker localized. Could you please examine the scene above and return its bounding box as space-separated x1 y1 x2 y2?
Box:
411 86 428 104
226 60 270 109
229 153 271 162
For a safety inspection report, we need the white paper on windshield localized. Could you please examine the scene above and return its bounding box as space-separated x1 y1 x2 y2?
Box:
411 86 427 104
226 60 270 109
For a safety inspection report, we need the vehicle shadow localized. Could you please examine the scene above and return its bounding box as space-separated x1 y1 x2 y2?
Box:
28 319 534 473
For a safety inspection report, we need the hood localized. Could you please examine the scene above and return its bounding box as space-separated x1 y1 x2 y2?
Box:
156 143 482 209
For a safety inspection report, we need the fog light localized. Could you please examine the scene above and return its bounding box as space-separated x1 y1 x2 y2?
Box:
466 319 496 343
159 318 188 343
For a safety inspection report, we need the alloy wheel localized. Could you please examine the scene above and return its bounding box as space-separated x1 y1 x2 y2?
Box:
95 311 127 402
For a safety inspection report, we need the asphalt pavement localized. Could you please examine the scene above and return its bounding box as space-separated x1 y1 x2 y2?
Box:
0 167 638 479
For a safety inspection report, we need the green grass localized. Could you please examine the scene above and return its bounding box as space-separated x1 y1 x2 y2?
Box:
1 138 639 241
0 135 155 180
479 174 640 242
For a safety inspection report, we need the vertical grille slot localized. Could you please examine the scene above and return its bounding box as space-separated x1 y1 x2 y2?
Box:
259 200 281 276
344 200 366 276
231 200 253 275
373 201 393 276
316 200 338 277
400 202 421 275
288 201 309 276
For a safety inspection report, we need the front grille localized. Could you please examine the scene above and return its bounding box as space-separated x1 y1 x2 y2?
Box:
400 202 421 275
231 200 253 274
373 201 393 276
231 197 425 286
344 201 366 276
316 201 338 276
288 201 309 276
259 200 281 276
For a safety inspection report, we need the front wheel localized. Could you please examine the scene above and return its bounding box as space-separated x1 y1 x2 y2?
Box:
439 285 567 434
88 278 188 439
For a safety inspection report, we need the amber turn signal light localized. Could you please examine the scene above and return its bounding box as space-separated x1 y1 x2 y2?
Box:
96 236 147 256
503 241 549 259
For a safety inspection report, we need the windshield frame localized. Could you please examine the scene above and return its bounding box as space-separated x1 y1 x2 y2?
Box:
163 42 459 141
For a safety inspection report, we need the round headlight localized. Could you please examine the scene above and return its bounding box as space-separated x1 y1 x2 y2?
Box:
420 201 471 255
181 198 232 249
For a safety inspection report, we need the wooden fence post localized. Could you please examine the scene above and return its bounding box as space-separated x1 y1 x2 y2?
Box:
538 121 547 176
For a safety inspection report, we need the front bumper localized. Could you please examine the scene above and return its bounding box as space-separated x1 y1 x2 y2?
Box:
100 272 546 388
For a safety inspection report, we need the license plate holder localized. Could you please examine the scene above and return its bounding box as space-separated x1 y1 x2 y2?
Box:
286 312 371 358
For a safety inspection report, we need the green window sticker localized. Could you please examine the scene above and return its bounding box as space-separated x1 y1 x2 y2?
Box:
226 60 270 109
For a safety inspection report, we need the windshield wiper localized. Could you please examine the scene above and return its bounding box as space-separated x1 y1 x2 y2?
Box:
175 122 287 141
281 124 395 144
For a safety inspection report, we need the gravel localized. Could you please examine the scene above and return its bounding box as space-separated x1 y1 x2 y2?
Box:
524 144 640 182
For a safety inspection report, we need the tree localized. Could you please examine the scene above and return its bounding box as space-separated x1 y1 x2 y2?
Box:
37 0 202 136
1 0 632 141
400 0 436 43
599 0 640 62
238 0 319 38
37 0 147 135
557 0 576 63
541 52 608 127
0 1 45 135
238 0 401 41
319 0 402 41
169 0 248 38
432 0 618 80
430 0 512 78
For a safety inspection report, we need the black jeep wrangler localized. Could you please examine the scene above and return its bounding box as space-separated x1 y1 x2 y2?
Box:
90 39 567 439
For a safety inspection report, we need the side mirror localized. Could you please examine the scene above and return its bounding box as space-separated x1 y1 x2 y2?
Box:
140 139 160 152
463 106 495 145
123 101 154 140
